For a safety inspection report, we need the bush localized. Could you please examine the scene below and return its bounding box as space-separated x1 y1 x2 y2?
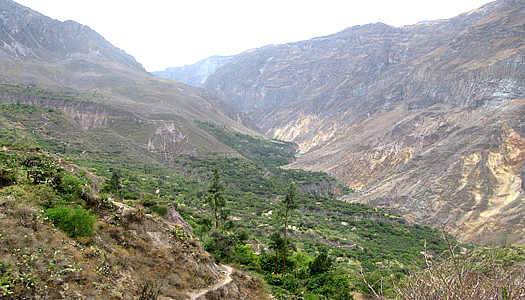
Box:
140 196 157 207
45 205 96 238
55 174 85 201
362 237 525 300
309 252 333 276
32 184 61 208
0 185 30 206
147 205 167 216
0 165 17 187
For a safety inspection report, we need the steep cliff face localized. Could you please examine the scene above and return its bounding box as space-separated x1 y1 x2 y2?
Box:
153 55 233 87
203 0 525 245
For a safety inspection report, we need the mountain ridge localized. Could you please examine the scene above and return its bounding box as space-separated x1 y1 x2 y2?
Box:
0 0 144 71
0 0 262 160
153 55 233 87
202 0 525 245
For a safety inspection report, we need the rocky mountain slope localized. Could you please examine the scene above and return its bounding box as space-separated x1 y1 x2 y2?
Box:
153 55 233 86
0 0 260 160
0 146 268 300
203 0 525 245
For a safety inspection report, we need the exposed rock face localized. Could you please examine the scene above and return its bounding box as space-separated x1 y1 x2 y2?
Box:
153 55 233 87
203 0 525 245
165 206 194 234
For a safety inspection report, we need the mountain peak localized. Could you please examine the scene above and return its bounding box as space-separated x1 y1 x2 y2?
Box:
0 0 144 71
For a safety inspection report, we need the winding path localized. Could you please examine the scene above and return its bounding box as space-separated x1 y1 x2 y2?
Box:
187 264 233 300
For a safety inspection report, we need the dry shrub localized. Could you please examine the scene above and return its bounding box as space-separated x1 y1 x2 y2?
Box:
137 281 161 300
364 231 525 300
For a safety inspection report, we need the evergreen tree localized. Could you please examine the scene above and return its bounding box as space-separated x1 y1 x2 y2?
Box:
280 182 298 276
107 169 121 196
205 167 227 229
309 251 333 276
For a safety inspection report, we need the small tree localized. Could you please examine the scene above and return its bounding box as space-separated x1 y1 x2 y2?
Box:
280 182 298 276
309 251 333 276
106 169 122 196
269 231 285 274
205 167 227 229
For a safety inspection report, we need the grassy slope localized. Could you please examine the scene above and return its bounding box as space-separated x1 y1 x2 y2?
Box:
0 97 462 298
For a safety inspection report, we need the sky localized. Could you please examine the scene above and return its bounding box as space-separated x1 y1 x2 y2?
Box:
15 0 494 72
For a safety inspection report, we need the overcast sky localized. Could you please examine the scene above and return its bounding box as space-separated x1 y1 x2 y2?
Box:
15 0 494 72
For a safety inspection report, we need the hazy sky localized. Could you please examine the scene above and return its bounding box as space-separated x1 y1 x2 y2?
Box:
15 0 494 72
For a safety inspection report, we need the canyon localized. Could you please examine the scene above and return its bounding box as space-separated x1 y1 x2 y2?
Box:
201 0 525 245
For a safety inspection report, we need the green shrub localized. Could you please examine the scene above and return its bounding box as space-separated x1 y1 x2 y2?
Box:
55 174 85 201
147 205 167 216
32 184 61 208
0 185 30 205
45 205 96 238
140 196 157 207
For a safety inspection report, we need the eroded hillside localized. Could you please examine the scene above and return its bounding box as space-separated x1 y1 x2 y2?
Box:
202 0 525 245
0 146 268 299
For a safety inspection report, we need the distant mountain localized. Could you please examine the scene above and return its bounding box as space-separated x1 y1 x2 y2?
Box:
153 55 233 86
0 0 260 159
203 0 525 245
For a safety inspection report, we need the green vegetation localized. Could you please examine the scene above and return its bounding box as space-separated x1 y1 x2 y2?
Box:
45 205 96 238
0 261 38 297
204 167 228 229
196 120 296 167
0 144 256 299
0 100 491 299
0 83 85 103
280 182 298 276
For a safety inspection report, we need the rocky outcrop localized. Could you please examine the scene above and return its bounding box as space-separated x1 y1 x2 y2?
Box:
165 206 193 234
153 55 233 87
203 0 525 245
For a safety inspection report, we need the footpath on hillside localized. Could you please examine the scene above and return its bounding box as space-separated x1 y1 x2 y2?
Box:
187 264 233 300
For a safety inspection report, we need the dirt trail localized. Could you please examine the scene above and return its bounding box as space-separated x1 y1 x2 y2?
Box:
187 264 233 300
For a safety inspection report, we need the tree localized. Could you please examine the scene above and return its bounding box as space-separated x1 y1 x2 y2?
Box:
269 231 285 274
106 169 122 196
309 251 333 276
205 167 227 229
280 182 298 276
45 205 96 238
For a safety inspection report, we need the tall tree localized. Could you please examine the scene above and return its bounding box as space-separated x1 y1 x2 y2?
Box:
280 182 298 276
205 167 226 229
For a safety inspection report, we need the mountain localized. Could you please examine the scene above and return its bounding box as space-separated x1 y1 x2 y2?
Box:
0 0 260 160
0 1 271 298
202 0 525 245
153 55 233 86
0 1 501 298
